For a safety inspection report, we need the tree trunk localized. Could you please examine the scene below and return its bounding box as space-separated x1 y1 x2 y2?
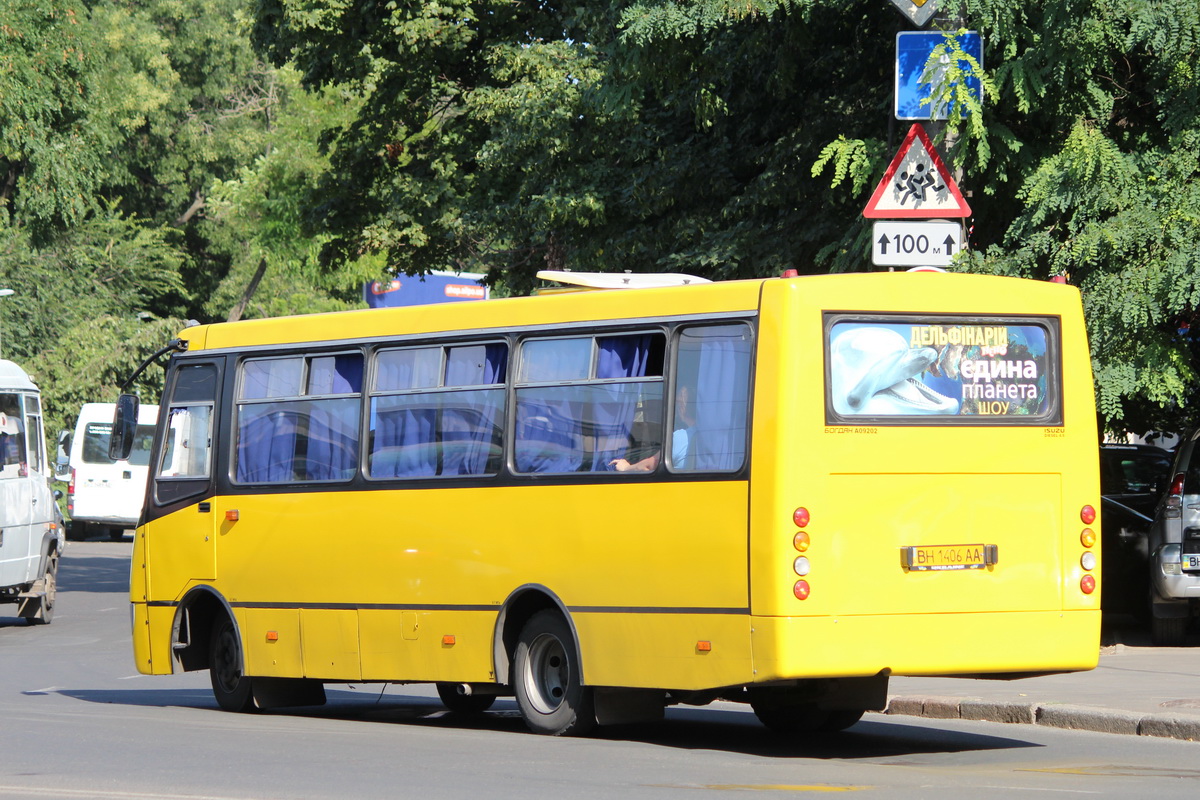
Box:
228 258 268 322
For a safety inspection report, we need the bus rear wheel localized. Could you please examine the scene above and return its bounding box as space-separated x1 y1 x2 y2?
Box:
513 610 594 736
209 617 256 713
750 699 829 736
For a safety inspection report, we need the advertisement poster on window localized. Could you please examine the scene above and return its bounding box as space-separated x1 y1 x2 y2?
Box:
825 318 1059 424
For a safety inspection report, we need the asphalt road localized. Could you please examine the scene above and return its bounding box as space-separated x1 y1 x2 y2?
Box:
2 539 1199 800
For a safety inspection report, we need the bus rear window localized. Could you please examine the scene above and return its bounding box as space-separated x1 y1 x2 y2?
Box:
824 315 1062 426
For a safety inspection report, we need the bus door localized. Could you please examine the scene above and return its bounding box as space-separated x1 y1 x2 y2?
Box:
147 361 223 585
0 392 33 587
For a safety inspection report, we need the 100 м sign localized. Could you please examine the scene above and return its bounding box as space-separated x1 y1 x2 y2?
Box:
871 220 963 267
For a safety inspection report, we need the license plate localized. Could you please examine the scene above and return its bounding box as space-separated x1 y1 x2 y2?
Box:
1184 554 1200 572
904 544 988 571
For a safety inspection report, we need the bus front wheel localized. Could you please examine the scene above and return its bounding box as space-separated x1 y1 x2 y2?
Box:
209 617 256 713
513 610 595 736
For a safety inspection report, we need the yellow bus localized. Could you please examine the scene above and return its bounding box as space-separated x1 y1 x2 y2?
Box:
118 271 1101 736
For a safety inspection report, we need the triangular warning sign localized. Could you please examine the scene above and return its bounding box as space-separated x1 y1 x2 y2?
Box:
863 123 971 219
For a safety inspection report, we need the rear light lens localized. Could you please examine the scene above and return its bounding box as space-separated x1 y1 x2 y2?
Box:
793 507 810 528
1080 528 1096 547
1080 552 1097 571
793 556 811 576
793 580 811 600
1080 505 1096 525
1080 574 1096 594
793 531 810 552
1170 472 1186 497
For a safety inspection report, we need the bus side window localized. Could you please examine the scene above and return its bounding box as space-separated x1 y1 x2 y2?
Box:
368 343 507 479
156 363 219 500
514 333 664 474
670 324 753 472
0 393 27 479
235 354 362 484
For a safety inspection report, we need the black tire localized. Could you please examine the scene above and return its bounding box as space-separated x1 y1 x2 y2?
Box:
820 708 865 732
1151 614 1188 647
513 610 595 736
750 699 830 735
436 682 497 714
27 553 57 625
209 617 257 712
108 528 126 541
66 521 86 541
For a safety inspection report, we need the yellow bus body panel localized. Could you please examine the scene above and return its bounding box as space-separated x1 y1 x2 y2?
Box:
747 273 1101 675
134 272 1101 689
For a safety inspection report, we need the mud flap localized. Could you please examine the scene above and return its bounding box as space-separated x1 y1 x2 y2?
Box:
252 678 327 709
593 688 666 725
16 578 46 620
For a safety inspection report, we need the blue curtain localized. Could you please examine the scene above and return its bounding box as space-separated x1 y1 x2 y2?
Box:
371 344 507 478
589 335 652 470
691 332 751 471
237 355 362 483
516 335 654 473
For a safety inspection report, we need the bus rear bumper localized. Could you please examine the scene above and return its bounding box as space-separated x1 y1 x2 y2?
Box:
750 610 1100 681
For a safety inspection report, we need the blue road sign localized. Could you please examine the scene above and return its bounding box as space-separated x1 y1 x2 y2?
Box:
895 31 983 121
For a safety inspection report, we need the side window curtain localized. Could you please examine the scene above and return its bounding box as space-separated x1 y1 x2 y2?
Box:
514 333 664 474
368 342 507 479
672 324 753 472
235 354 362 484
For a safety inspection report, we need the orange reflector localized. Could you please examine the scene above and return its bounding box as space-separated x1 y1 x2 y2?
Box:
697 640 712 652
442 635 456 646
225 509 240 522
1080 528 1096 548
793 580 811 600
793 530 810 552
1080 505 1096 525
265 631 279 642
793 507 810 528
1080 574 1096 594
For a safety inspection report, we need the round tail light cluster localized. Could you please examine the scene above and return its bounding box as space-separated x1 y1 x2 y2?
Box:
793 507 811 600
1079 507 1097 595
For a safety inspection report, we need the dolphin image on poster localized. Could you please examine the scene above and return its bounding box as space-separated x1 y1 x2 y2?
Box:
830 326 960 416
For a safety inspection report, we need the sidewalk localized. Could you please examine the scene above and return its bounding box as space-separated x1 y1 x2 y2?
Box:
880 619 1200 741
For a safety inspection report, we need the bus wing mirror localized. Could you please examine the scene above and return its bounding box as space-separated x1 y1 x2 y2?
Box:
109 394 140 461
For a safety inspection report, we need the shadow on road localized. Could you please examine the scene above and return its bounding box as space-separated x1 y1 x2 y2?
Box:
52 686 1041 759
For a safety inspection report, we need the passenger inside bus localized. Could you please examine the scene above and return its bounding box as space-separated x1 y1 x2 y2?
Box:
610 385 696 472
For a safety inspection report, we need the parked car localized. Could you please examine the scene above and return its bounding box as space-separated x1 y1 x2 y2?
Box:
1146 431 1200 644
1100 444 1174 621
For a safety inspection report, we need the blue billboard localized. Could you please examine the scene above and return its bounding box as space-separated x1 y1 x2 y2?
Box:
363 271 489 309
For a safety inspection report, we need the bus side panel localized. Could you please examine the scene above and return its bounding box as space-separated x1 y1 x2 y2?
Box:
199 481 749 689
359 610 497 682
574 612 752 691
241 608 302 677
299 609 362 680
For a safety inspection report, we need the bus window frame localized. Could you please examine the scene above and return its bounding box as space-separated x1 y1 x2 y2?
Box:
365 338 509 482
822 311 1064 427
509 328 668 476
232 349 365 487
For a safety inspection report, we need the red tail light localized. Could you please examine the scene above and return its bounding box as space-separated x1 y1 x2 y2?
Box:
1170 472 1186 497
1080 505 1096 525
68 466 76 496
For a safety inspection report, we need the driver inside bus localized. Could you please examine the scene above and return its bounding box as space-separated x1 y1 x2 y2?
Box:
610 385 695 472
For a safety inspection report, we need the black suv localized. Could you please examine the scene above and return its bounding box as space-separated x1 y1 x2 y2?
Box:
1100 443 1174 619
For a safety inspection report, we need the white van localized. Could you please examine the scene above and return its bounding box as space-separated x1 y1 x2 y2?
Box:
62 402 160 541
0 359 63 624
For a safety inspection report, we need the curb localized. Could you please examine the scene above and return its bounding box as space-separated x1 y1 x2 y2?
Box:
881 695 1200 742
